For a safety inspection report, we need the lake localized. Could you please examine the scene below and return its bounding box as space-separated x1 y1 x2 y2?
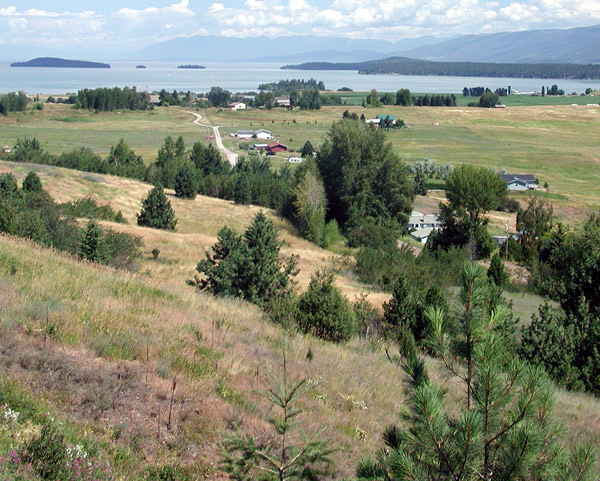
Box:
0 61 598 95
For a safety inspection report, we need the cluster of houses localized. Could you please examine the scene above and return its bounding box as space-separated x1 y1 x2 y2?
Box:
229 96 291 110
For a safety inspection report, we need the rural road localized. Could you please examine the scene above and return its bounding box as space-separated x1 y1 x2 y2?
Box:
186 111 238 166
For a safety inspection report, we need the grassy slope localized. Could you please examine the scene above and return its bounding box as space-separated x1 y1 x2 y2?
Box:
1 223 599 479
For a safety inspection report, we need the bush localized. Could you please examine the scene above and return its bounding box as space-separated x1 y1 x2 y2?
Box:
497 196 521 213
346 223 398 249
297 269 357 342
22 423 68 480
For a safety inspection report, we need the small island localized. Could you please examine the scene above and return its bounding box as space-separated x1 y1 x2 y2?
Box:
11 57 110 69
136 65 147 69
177 64 205 69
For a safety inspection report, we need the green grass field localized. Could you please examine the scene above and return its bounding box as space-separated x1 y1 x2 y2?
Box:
2 101 599 222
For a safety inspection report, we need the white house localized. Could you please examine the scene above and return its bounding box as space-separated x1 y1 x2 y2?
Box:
408 211 441 245
236 130 253 139
288 157 304 163
229 102 246 110
408 211 441 230
275 96 291 108
254 129 274 140
365 118 380 125
501 174 538 191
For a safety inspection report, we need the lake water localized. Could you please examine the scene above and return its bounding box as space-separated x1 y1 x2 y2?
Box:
0 61 598 94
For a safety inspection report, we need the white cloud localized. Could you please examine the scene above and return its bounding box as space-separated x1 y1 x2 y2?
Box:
0 0 598 51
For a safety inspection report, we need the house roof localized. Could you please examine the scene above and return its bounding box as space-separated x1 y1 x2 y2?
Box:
411 228 434 240
409 213 440 225
237 130 253 135
501 174 536 184
376 115 396 120
268 142 287 148
229 102 244 106
254 129 272 134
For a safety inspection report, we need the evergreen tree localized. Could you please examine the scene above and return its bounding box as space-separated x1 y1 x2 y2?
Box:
221 347 333 480
0 173 19 199
487 252 507 286
78 220 101 262
296 269 357 343
22 171 43 193
190 212 297 307
137 184 177 231
300 140 315 158
413 172 427 196
233 174 252 205
0 203 15 234
383 274 417 345
174 162 197 199
357 263 598 481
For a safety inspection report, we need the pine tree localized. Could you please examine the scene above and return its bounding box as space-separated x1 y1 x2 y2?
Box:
79 220 101 262
137 184 177 231
357 263 598 481
383 274 417 344
300 140 314 158
190 212 297 306
487 252 507 286
22 171 43 193
174 163 197 199
221 346 333 481
296 269 357 343
233 174 252 205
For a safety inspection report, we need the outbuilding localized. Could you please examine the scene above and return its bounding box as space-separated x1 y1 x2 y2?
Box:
236 130 253 139
254 129 274 140
268 142 288 153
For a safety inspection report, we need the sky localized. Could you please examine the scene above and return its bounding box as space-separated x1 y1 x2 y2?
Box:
1 0 599 50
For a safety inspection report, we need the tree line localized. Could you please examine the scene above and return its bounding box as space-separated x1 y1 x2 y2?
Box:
74 87 151 111
283 56 600 79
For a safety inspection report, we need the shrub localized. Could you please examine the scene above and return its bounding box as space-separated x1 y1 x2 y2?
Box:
297 269 357 342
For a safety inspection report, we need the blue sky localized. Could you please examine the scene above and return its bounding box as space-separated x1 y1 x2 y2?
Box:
1 0 599 50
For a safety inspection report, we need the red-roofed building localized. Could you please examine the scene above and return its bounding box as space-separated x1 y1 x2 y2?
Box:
268 142 288 153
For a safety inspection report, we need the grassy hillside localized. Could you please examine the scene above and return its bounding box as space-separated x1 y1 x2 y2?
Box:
1 210 599 479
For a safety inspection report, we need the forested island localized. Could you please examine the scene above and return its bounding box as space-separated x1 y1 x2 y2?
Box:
136 65 147 69
177 64 205 69
282 56 600 79
10 57 111 68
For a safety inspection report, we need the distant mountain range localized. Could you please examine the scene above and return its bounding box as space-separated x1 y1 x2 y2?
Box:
400 25 600 63
129 35 446 62
1 24 598 65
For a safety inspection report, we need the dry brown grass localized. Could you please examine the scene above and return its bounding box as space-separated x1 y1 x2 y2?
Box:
0 233 598 479
0 161 389 308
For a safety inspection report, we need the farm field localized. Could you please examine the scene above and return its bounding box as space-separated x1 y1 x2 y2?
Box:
1 101 599 221
0 161 599 479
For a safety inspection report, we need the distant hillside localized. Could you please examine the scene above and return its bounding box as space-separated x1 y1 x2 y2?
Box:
10 57 110 68
131 34 445 62
400 24 600 64
283 56 600 79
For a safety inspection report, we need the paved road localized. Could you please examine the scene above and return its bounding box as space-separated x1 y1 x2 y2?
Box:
186 111 238 166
